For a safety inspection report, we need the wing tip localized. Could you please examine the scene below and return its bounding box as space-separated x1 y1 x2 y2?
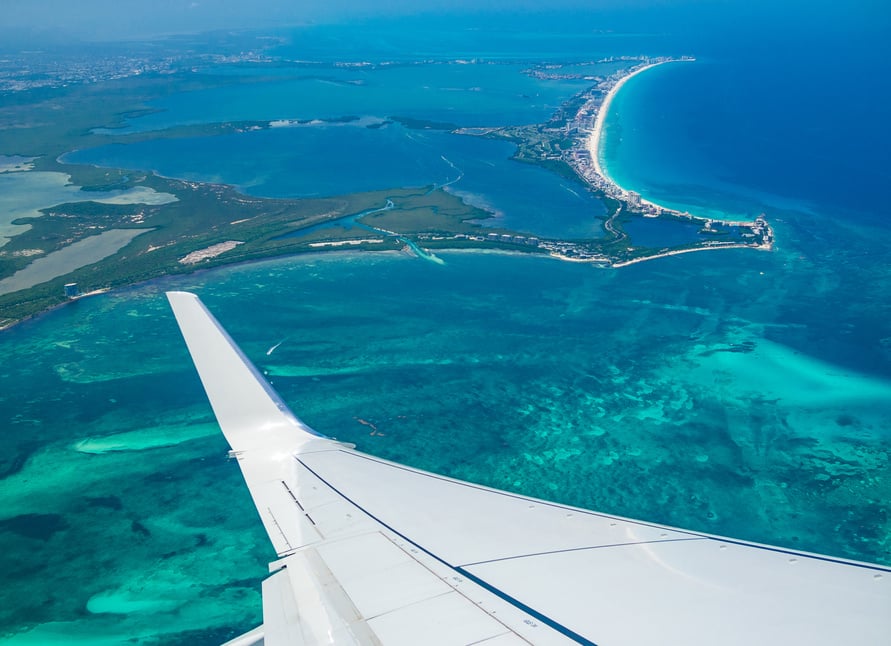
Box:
167 289 334 450
166 290 198 301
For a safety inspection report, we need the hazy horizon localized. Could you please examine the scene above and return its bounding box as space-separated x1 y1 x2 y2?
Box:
2 0 884 44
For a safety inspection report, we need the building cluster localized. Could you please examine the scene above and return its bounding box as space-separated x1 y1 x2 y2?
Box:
484 233 541 246
417 232 541 247
417 231 610 264
538 240 610 263
0 52 179 93
523 55 652 81
0 46 271 94
751 214 774 247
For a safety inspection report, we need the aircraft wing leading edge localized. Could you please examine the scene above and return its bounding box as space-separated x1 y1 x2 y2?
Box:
166 291 891 646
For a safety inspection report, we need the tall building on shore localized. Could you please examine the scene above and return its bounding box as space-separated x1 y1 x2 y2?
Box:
64 283 80 298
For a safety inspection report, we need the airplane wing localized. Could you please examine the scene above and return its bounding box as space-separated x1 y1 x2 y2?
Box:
166 291 890 646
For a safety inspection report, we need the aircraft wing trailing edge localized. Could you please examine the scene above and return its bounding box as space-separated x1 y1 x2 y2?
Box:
166 291 890 646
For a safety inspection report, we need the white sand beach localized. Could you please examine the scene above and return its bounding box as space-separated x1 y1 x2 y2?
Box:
586 61 677 194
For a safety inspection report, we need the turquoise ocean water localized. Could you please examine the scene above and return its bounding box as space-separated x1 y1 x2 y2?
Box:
2 7 890 644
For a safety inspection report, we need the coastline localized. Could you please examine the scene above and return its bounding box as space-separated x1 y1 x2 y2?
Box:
587 60 677 187
1 56 776 331
0 249 411 332
585 59 691 212
611 242 765 267
563 56 774 261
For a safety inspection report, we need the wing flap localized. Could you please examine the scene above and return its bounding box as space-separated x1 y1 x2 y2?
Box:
253 479 323 556
293 449 891 645
261 533 524 646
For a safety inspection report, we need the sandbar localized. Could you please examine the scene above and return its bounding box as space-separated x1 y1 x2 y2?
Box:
0 155 35 173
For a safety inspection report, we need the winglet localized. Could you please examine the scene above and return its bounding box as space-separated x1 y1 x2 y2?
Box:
166 291 327 453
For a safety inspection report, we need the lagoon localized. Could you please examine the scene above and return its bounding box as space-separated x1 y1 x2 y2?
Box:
67 124 607 239
0 171 175 247
0 229 151 295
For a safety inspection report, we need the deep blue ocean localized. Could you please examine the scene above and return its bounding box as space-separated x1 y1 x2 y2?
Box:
2 6 890 644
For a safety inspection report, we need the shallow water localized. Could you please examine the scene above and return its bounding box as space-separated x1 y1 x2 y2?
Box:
0 229 151 295
106 62 590 134
2 8 889 644
0 244 888 642
0 171 174 246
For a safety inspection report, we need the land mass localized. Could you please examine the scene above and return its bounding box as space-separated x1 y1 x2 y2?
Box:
0 50 773 329
457 56 774 264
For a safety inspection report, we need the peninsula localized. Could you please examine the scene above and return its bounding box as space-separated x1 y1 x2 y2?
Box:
461 56 774 265
575 58 773 246
1 52 773 329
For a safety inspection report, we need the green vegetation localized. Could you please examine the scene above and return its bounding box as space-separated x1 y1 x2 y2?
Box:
0 72 257 158
0 168 504 325
359 189 489 234
0 55 770 328
0 67 529 327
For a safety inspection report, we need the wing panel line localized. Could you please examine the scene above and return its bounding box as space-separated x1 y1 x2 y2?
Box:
689 537 891 572
329 451 891 573
459 537 706 568
295 456 599 646
333 452 699 534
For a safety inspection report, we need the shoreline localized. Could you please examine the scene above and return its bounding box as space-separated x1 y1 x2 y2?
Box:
1 57 776 330
611 242 768 267
0 287 110 332
585 59 692 213
562 56 775 263
587 60 676 186
0 243 535 332
580 58 775 226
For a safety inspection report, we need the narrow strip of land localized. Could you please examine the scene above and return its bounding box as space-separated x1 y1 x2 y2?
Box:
0 56 777 328
587 61 677 184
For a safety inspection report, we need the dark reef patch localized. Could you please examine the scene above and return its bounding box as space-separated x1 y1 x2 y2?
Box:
0 513 69 541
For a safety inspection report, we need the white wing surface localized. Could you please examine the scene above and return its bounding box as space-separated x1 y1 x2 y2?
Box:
166 291 890 646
